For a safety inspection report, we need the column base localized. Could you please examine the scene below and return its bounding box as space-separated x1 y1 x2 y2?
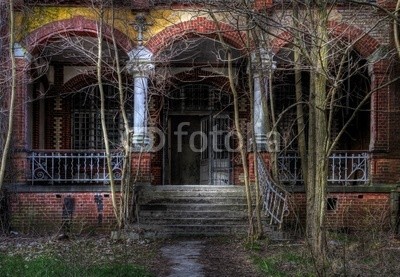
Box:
132 133 151 151
255 134 269 152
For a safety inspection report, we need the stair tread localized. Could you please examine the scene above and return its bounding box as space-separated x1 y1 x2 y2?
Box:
135 185 284 239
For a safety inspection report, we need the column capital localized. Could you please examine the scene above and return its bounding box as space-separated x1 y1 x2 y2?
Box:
13 43 32 62
127 46 154 77
251 48 276 72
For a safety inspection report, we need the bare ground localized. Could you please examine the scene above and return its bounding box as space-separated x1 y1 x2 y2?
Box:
0 234 262 277
1 232 400 276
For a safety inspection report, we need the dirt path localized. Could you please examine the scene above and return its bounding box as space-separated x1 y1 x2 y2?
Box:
0 235 262 277
160 240 204 277
157 238 262 277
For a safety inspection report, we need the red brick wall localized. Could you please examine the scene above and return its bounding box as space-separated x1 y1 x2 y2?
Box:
8 191 392 233
287 192 391 231
371 157 400 183
131 152 153 183
9 192 118 233
248 152 271 183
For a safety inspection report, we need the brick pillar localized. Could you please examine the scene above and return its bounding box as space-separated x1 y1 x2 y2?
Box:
12 45 31 183
131 152 152 184
369 59 390 153
369 59 396 184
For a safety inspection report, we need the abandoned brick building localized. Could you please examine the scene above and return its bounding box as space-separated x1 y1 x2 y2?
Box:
1 0 400 235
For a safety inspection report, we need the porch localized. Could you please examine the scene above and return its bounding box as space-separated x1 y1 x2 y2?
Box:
27 150 369 186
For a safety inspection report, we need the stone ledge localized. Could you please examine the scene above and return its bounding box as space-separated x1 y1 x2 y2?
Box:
285 185 399 193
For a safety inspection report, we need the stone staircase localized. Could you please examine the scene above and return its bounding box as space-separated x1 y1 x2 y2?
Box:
127 185 284 239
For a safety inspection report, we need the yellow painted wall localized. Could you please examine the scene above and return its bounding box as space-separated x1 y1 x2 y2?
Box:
15 6 220 46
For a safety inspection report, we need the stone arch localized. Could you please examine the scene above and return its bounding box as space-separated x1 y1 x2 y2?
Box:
146 17 249 55
22 16 135 54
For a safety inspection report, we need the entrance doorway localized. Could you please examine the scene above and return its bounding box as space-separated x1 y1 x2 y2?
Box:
166 114 232 185
164 84 233 185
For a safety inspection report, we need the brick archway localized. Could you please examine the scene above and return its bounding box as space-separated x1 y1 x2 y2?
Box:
271 21 387 154
61 74 97 94
146 17 249 55
22 16 135 54
270 21 380 58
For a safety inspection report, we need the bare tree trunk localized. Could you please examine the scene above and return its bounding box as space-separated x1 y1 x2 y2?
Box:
228 50 254 238
394 0 400 60
110 4 132 228
95 4 121 228
249 31 264 239
0 0 15 190
293 1 308 184
307 4 329 274
207 12 255 239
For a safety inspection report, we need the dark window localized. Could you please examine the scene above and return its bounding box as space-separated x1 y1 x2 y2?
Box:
71 84 128 150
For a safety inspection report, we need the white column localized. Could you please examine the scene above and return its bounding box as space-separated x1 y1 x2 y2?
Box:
127 46 154 148
252 48 275 151
253 72 267 150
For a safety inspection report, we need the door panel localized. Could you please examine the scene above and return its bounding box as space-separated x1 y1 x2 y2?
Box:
200 115 232 185
170 115 201 185
200 117 210 185
210 115 231 185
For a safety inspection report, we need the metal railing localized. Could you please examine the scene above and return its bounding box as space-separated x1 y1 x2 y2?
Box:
257 154 289 227
28 151 124 184
328 152 369 185
278 151 369 186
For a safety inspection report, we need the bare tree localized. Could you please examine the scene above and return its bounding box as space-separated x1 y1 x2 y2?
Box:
0 0 16 191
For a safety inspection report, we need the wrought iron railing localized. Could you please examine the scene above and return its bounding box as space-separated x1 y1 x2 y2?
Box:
257 154 289 227
328 152 369 185
278 151 369 186
28 151 124 184
277 152 303 185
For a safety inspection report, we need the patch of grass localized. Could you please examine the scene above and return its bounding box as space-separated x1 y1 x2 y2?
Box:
281 251 311 264
0 254 153 277
254 256 286 277
252 247 315 277
245 240 264 251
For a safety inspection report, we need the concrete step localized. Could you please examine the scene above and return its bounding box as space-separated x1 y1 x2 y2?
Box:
139 217 248 226
119 223 284 239
138 185 246 192
139 210 248 219
135 185 285 239
142 196 248 205
140 190 248 199
139 203 248 212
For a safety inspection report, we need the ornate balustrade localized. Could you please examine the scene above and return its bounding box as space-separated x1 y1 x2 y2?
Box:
278 151 369 186
28 151 124 184
257 154 289 227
